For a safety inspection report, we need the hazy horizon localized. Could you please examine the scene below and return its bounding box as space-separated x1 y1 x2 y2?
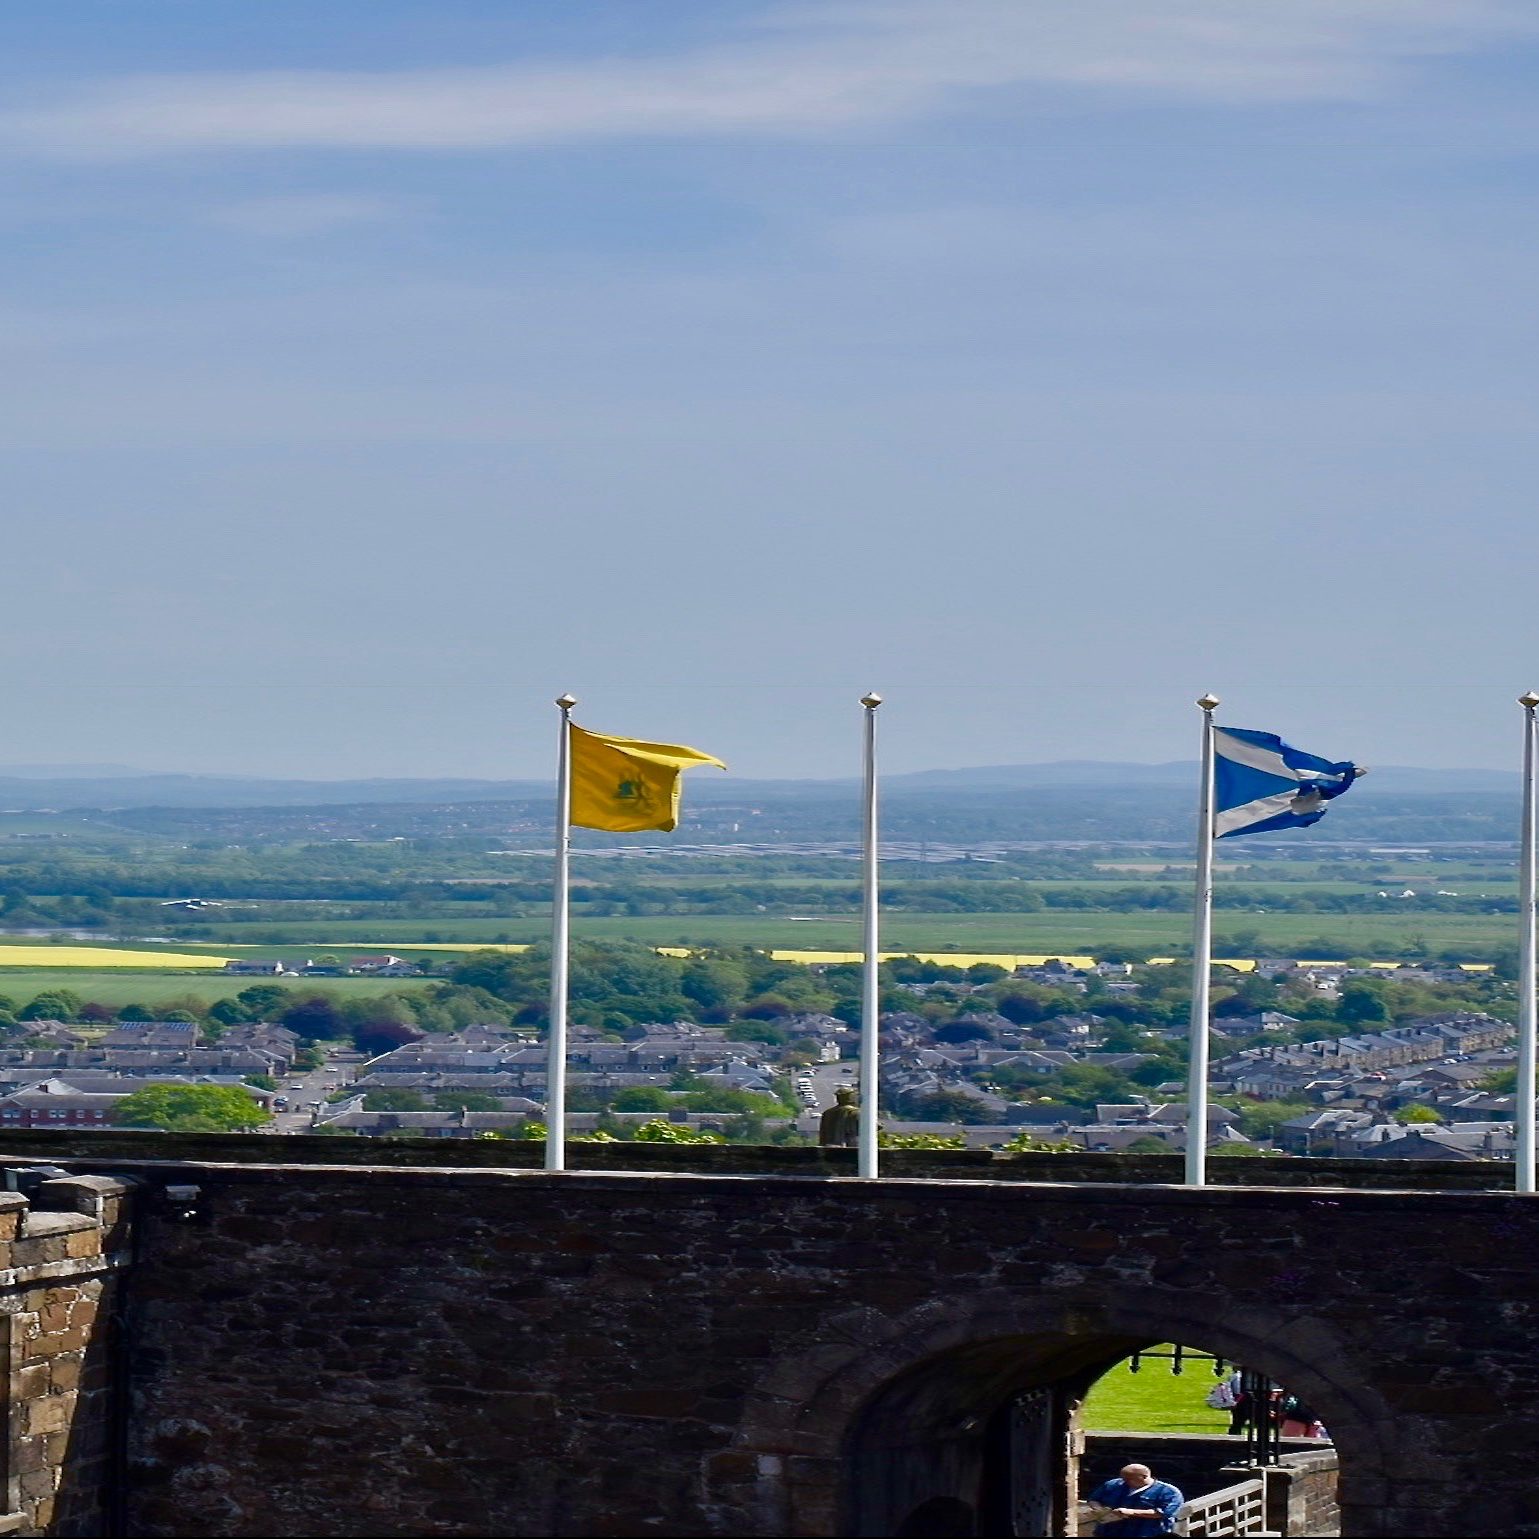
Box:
0 747 1518 790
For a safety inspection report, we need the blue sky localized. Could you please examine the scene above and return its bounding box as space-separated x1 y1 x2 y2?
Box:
5 1 1539 779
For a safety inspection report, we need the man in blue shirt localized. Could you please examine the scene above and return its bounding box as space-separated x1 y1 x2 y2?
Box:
1086 1463 1184 1537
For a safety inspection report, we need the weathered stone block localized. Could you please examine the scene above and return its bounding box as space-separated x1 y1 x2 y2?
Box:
18 1465 57 1503
26 1392 75 1436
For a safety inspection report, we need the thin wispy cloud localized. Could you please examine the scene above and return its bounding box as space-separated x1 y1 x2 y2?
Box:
204 194 404 238
4 0 1534 158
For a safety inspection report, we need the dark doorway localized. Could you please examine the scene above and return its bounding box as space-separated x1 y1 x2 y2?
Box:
842 1332 1140 1536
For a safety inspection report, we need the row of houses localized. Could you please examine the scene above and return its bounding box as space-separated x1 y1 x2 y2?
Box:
0 1070 280 1128
0 1020 305 1128
312 1103 760 1140
1218 1014 1514 1100
330 1022 812 1128
355 1021 823 1098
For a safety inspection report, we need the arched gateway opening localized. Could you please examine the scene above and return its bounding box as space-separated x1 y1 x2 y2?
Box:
737 1290 1389 1538
847 1335 1338 1536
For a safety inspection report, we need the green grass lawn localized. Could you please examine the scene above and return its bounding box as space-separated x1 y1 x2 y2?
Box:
1082 1351 1236 1435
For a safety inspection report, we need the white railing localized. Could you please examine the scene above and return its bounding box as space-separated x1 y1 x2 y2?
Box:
1178 1477 1270 1537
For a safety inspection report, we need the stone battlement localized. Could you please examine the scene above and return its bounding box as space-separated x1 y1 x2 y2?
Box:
0 1172 135 1537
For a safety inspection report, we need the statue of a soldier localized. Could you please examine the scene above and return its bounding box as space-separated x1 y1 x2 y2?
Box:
819 1086 860 1147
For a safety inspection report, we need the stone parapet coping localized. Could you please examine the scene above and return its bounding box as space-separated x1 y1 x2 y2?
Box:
8 1152 1539 1217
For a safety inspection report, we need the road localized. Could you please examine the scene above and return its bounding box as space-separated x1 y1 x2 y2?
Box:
269 1053 359 1133
792 1058 856 1137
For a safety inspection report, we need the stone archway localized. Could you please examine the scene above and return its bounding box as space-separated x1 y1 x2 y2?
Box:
733 1284 1397 1537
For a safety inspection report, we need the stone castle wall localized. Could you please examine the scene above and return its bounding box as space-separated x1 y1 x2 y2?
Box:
0 1146 1529 1535
80 1156 1539 1538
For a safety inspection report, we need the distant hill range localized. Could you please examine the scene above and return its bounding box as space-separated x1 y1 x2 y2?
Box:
0 761 1517 811
882 761 1518 794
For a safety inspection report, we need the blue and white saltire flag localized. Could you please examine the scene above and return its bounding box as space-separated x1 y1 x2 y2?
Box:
1213 728 1363 839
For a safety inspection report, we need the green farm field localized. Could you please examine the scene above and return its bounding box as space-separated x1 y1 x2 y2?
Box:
174 908 1522 959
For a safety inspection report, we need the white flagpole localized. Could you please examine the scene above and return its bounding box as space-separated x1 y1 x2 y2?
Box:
1185 693 1220 1188
859 693 882 1179
546 693 577 1173
1518 691 1538 1193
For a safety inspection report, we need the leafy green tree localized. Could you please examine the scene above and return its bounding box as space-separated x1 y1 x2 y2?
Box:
1044 1064 1138 1109
235 984 290 1019
1001 1131 1080 1153
19 989 82 1021
965 964 1009 984
112 1084 271 1132
350 1018 423 1056
149 994 212 1021
934 1021 993 1044
1232 1100 1311 1140
1394 1104 1441 1124
280 993 344 1043
1096 1021 1152 1054
679 1088 785 1116
1337 984 1390 1025
612 1087 673 1112
116 1003 153 1021
632 1119 723 1144
725 1020 787 1046
243 1074 278 1091
741 994 793 1020
680 960 748 1016
901 1090 998 1125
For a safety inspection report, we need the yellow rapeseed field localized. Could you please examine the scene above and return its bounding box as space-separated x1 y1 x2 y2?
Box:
767 950 1099 968
0 945 233 969
0 941 1491 974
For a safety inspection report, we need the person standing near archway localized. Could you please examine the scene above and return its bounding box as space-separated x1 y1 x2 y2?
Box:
1085 1463 1184 1537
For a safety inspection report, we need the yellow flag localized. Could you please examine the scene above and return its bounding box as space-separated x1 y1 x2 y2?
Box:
568 724 725 832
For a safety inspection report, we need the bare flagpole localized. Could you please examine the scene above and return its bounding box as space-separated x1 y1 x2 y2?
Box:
1185 693 1220 1188
1518 691 1539 1194
545 693 577 1173
859 693 882 1179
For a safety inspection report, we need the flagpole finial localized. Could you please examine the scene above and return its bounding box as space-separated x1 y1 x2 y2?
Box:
861 693 883 710
556 693 577 711
1521 691 1539 710
1197 693 1220 712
